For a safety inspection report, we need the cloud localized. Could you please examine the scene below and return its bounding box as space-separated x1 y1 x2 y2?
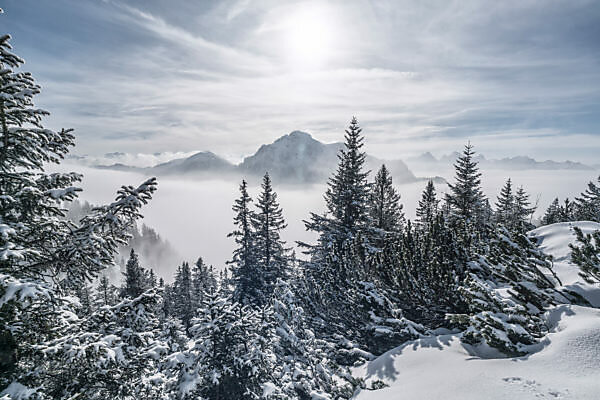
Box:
3 0 599 164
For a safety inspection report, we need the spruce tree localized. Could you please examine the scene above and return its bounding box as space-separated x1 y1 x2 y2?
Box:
450 227 563 356
561 198 575 222
173 261 194 333
570 227 600 284
575 175 600 222
415 180 439 226
252 172 289 303
0 31 157 392
191 256 217 310
542 198 561 225
368 164 404 241
228 180 261 306
514 186 535 232
169 292 275 399
96 275 118 307
495 178 514 227
303 117 371 260
123 249 146 298
445 143 487 250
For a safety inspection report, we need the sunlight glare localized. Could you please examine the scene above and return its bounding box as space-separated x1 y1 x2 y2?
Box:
283 5 335 70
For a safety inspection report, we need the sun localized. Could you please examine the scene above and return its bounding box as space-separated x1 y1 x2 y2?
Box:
282 5 336 70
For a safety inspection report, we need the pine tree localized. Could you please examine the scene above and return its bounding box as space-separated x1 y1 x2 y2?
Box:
542 198 561 225
514 186 535 232
302 117 371 260
368 164 404 245
123 249 147 298
35 289 164 398
415 180 439 226
450 227 564 356
445 143 487 250
495 178 514 227
228 180 261 306
168 292 275 399
148 269 157 288
252 172 290 303
96 275 118 307
575 175 600 222
380 217 468 327
191 257 217 310
561 198 575 222
271 279 356 399
570 227 600 284
173 261 194 333
0 31 157 393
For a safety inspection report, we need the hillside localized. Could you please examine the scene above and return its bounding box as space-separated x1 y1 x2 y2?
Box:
353 222 600 400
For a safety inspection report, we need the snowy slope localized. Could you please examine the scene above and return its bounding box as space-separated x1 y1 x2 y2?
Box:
353 222 600 400
530 221 600 307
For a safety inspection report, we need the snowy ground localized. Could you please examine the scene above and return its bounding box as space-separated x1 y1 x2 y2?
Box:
353 222 600 400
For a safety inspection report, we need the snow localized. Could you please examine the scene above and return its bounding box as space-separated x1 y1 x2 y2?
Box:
353 222 600 400
353 305 600 400
530 221 600 306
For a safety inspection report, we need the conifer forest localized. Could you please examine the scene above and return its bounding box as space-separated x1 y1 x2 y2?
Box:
2 3 600 400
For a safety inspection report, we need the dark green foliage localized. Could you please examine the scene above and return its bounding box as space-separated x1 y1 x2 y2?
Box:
379 217 468 327
368 164 404 247
445 143 488 252
302 117 371 261
575 175 600 222
451 228 562 356
570 227 600 284
252 173 290 302
416 180 439 227
228 180 262 306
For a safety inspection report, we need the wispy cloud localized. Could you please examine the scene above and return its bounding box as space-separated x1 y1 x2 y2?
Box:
3 0 599 163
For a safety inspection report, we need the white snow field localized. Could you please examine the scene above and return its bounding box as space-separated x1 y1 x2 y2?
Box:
353 222 600 400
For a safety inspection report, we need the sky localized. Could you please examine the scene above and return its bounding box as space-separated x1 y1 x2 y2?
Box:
2 0 600 163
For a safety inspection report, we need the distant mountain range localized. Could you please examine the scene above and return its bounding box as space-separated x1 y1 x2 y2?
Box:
92 131 443 185
406 151 596 171
86 131 595 185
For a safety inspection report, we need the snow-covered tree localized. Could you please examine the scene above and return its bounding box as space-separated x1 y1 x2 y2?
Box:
228 180 261 306
450 227 564 356
368 164 404 246
575 175 600 222
570 227 600 284
415 180 439 227
173 261 194 333
166 292 275 399
513 186 535 231
191 257 217 310
33 289 164 398
0 31 157 394
494 180 535 233
542 198 561 225
445 143 487 250
252 172 290 304
122 249 147 298
302 117 371 261
95 275 119 307
380 217 468 327
271 279 356 399
495 178 514 225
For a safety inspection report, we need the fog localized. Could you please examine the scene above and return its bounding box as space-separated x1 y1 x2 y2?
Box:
54 163 598 280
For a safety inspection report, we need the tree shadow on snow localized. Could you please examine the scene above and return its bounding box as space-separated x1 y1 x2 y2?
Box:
364 334 457 382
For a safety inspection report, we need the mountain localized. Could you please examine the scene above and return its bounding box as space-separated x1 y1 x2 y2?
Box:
407 152 593 171
151 151 235 175
93 131 437 185
239 131 341 183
